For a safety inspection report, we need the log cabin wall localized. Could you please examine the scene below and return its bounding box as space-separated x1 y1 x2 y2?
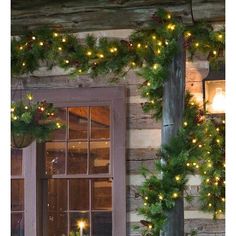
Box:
11 29 225 236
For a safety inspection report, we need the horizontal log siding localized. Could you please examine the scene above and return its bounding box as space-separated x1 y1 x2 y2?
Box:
11 33 224 235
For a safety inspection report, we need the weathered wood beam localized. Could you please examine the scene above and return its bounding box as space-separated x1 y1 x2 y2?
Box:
11 0 224 35
161 36 185 235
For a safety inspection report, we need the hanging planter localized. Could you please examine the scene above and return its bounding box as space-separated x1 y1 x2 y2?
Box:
11 132 34 148
11 93 63 149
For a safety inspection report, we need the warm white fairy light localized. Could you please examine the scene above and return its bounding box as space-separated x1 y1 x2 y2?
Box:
192 139 197 144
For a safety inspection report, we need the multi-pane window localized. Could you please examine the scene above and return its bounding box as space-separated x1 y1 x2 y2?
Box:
11 87 126 236
11 148 24 236
43 106 112 236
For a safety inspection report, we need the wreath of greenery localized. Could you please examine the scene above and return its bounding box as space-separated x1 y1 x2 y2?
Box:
11 93 62 148
11 8 225 235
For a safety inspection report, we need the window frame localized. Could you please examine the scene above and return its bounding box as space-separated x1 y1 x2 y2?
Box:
12 87 127 236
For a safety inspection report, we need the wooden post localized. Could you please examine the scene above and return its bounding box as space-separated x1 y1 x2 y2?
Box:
161 36 185 236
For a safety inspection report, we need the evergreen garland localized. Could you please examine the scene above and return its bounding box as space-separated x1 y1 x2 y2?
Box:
11 8 225 234
136 94 225 235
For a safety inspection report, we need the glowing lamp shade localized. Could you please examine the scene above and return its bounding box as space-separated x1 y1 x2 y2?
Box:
203 64 225 114
212 87 225 113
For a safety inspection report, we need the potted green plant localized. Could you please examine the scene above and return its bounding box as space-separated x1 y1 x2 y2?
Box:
11 93 62 148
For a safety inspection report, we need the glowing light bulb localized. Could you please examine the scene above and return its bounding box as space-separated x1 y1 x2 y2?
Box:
159 195 163 200
207 193 211 196
186 163 190 167
99 54 104 58
172 193 178 198
195 42 199 47
211 88 225 113
145 196 148 200
222 198 225 202
186 32 191 37
62 38 66 42
213 50 217 55
175 175 181 181
137 43 141 48
152 35 156 40
208 203 212 207
53 33 58 37
32 36 36 40
58 47 62 51
147 82 151 86
87 51 92 56
153 64 158 70
65 60 69 64
144 202 147 206
39 42 44 46
184 121 188 126
192 139 197 144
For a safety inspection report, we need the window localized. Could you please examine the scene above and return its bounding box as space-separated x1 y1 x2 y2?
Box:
11 148 24 236
11 87 126 236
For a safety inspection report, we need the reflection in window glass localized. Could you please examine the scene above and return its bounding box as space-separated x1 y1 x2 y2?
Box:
48 212 67 236
11 180 24 211
69 107 88 140
92 179 112 210
11 213 24 236
69 212 90 236
92 212 112 236
68 142 88 174
50 108 66 140
91 106 110 140
69 179 89 211
89 141 110 174
48 179 67 212
45 142 66 175
11 148 23 176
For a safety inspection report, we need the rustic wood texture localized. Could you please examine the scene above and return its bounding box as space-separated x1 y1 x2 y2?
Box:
11 0 224 35
161 36 185 236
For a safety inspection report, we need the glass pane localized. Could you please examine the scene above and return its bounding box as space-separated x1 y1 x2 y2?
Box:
11 180 24 211
11 148 23 176
50 108 67 140
69 212 89 236
11 213 24 236
48 179 67 212
68 142 88 174
69 179 89 210
69 107 88 140
91 106 110 139
48 212 67 236
92 212 112 236
92 179 112 210
89 141 110 174
205 80 225 113
45 142 65 175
